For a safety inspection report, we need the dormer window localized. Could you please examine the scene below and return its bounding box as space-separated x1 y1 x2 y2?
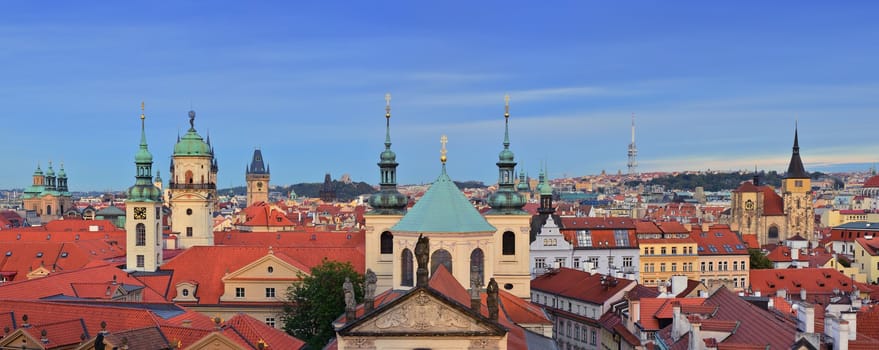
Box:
4 251 10 257
60 252 69 258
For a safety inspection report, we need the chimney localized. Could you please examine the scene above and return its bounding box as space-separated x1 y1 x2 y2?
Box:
778 288 787 300
837 320 850 350
670 275 687 296
800 288 807 301
628 298 641 330
792 248 799 261
688 317 702 350
841 311 857 341
671 302 683 340
796 302 815 333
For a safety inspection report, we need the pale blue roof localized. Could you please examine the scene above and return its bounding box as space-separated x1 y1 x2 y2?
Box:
391 165 495 233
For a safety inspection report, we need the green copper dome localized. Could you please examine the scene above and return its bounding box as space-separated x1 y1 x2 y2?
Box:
486 96 527 215
45 163 55 177
173 110 212 156
369 95 408 215
33 164 43 176
516 170 530 192
391 165 495 233
380 148 397 163
129 108 161 202
368 189 408 215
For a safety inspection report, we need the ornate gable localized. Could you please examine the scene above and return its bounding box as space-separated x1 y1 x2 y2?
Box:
221 251 307 283
342 289 505 337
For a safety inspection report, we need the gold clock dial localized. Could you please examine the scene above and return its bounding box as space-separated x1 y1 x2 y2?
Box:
134 207 147 220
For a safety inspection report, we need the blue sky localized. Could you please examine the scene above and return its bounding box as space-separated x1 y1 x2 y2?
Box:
1 1 878 191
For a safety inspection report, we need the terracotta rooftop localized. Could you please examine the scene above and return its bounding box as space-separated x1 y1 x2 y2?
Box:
749 268 874 300
531 268 635 305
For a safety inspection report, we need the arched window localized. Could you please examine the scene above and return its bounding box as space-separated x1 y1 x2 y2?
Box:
46 205 52 216
185 170 194 184
136 223 146 246
768 226 779 240
401 248 414 287
431 249 452 275
502 231 516 255
380 231 393 254
470 248 484 287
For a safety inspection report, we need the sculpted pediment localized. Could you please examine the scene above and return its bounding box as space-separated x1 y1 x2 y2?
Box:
346 290 503 336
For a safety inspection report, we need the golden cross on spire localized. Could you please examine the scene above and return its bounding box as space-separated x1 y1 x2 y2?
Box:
385 93 392 117
504 94 510 117
440 135 448 164
140 101 145 120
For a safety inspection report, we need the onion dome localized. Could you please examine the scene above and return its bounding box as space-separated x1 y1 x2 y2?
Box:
128 103 162 202
369 93 408 215
486 95 527 214
33 164 43 176
173 110 212 156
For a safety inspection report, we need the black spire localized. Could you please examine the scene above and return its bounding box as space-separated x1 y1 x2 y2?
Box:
247 149 268 174
785 125 809 179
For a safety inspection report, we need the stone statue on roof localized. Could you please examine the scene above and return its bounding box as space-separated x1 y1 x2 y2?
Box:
364 269 377 306
343 276 355 320
415 234 430 286
188 110 196 129
486 277 499 321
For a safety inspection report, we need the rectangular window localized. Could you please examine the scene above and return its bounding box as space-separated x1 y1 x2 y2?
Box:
555 257 567 268
577 230 592 247
661 247 667 255
265 317 276 328
573 257 580 268
660 263 666 272
591 329 597 345
607 256 614 269
614 229 630 246
623 256 633 267
136 255 144 268
535 258 546 269
235 287 245 298
588 256 599 269
186 227 193 237
671 247 677 255
266 287 276 298
671 263 677 272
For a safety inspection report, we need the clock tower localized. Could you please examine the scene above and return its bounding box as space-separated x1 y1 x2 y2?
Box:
126 103 164 272
245 148 270 206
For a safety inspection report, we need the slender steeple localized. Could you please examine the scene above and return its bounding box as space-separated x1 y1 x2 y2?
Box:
785 123 809 179
368 93 407 214
487 94 526 214
129 102 162 202
538 163 554 214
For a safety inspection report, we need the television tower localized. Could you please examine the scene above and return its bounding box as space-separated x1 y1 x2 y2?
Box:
627 113 638 176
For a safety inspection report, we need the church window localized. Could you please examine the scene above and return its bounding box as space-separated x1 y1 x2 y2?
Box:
185 170 194 184
470 248 484 287
502 231 515 255
401 248 414 286
380 231 393 254
46 205 52 216
136 223 146 246
431 249 452 275
768 226 779 240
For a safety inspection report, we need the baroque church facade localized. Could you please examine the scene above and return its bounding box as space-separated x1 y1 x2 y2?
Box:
22 161 73 222
364 95 532 299
729 128 814 246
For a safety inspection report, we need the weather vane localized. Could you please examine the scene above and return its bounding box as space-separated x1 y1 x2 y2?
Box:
385 93 391 118
440 135 448 164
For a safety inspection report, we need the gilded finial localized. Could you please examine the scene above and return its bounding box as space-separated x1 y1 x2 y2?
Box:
140 101 145 120
440 135 448 164
385 93 391 118
504 94 510 118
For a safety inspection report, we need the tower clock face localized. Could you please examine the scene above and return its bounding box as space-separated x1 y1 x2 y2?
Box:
745 199 755 211
257 182 263 189
134 207 147 220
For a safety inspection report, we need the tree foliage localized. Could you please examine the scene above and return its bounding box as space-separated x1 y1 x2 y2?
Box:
646 171 782 192
282 259 364 349
749 249 773 269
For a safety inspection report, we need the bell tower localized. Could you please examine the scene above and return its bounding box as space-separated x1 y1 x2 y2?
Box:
246 148 270 206
126 103 163 272
169 110 217 248
782 125 814 241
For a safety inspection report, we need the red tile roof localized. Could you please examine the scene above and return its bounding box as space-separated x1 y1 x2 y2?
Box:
690 226 749 256
25 318 89 348
740 234 759 249
760 187 785 216
0 264 167 302
531 268 635 305
657 221 688 234
635 221 663 234
749 268 874 300
864 175 879 188
733 181 759 192
857 237 879 256
703 287 797 349
225 313 306 350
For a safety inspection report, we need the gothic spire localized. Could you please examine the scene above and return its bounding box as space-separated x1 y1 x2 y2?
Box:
785 123 809 179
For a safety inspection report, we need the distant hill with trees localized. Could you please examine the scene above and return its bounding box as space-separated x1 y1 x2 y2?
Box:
635 171 839 192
